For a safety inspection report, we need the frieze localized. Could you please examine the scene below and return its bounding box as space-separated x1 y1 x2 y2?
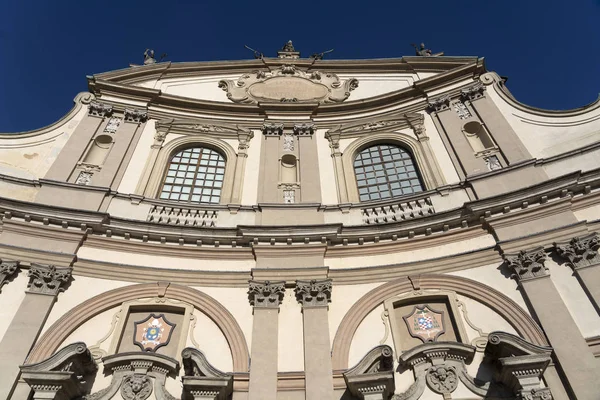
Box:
0 260 19 292
218 66 358 104
27 264 72 296
326 113 425 138
295 279 332 307
248 280 285 308
554 233 600 270
503 247 548 282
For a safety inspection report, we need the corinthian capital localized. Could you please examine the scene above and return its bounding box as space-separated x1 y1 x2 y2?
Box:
27 264 72 296
427 95 450 113
295 279 332 307
248 280 285 308
124 108 148 123
554 233 600 270
503 247 548 282
88 101 113 118
460 83 486 101
0 260 19 292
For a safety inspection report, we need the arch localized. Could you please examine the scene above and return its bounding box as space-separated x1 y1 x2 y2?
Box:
143 136 237 204
331 274 547 370
27 283 250 372
341 132 445 203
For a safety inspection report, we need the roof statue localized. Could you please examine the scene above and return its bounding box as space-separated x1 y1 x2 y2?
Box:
278 40 300 59
282 40 296 52
143 49 156 65
411 42 444 57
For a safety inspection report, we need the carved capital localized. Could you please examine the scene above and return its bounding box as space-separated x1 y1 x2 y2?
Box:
152 131 167 149
88 101 113 118
236 126 254 153
124 108 148 123
262 123 284 136
427 95 451 112
0 260 19 291
295 279 332 307
293 123 315 136
554 233 600 270
27 264 72 295
503 247 548 282
248 280 285 308
460 83 486 101
324 129 341 155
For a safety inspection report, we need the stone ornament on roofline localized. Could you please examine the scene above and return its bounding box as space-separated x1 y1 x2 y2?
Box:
503 247 548 282
554 233 600 270
26 264 72 296
248 280 286 308
295 279 332 307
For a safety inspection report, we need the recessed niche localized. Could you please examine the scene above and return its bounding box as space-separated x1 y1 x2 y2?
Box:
83 134 113 165
280 154 297 183
462 121 496 153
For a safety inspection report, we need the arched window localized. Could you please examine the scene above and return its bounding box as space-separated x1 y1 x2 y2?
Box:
159 147 225 204
353 144 424 201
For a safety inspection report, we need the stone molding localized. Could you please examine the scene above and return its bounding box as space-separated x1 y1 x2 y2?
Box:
124 108 148 123
503 247 549 282
27 263 72 296
248 280 285 308
218 66 358 104
294 279 332 307
182 347 233 400
0 260 19 292
20 342 97 400
343 345 395 400
554 232 600 270
88 101 113 118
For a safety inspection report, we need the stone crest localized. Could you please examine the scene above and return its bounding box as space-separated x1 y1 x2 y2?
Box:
218 66 358 104
133 314 176 352
402 305 445 343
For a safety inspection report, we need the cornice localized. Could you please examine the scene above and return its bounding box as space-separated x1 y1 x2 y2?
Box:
0 243 76 267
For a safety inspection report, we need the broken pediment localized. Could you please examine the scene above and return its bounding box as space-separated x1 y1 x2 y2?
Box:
218 65 358 104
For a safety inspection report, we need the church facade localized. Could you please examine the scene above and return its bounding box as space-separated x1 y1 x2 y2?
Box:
0 43 599 400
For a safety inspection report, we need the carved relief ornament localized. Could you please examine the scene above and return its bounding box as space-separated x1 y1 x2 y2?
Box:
248 280 285 308
461 83 486 101
0 260 19 291
218 66 358 104
295 279 332 307
554 233 600 270
124 108 148 123
88 101 113 117
27 264 72 295
503 247 548 282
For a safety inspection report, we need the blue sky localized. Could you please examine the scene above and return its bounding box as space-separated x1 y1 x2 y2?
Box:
1 1 599 132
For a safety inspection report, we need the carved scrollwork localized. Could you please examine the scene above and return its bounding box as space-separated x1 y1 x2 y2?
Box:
503 247 548 282
218 66 358 104
554 233 600 270
0 260 19 292
121 374 152 400
426 365 458 394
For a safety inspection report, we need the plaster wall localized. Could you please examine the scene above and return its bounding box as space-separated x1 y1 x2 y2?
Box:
0 273 28 343
542 147 600 178
151 74 241 102
59 306 119 358
573 202 600 222
348 304 386 368
76 246 256 271
116 120 156 194
325 234 496 269
336 73 416 101
422 113 461 184
0 181 38 202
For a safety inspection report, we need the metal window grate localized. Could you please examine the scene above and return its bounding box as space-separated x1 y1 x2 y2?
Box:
159 147 225 204
354 144 424 202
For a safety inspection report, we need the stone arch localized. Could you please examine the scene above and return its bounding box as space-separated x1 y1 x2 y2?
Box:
341 132 445 203
331 274 547 370
27 283 250 372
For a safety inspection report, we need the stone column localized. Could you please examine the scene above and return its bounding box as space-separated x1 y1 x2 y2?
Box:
230 128 254 204
324 130 349 204
247 280 285 400
295 279 334 400
0 264 72 400
554 233 600 313
503 248 600 399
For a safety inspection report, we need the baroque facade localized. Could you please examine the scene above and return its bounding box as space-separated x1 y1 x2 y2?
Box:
0 43 599 400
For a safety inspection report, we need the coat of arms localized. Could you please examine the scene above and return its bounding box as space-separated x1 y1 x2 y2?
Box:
133 314 176 352
402 305 445 343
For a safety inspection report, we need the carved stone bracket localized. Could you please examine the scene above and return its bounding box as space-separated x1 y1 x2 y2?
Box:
248 280 285 308
554 233 600 270
182 348 233 400
460 83 486 102
293 123 315 136
486 331 553 399
0 260 19 292
124 108 148 123
262 123 284 136
427 95 451 113
84 352 179 400
295 279 332 307
343 345 395 400
20 342 97 400
236 126 254 154
27 264 72 296
218 66 358 104
503 247 548 282
88 101 113 118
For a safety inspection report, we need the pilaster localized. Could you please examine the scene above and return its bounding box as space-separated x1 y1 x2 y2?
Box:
0 264 72 400
247 280 285 400
324 130 349 204
295 279 334 400
503 248 600 399
230 127 254 204
554 233 600 313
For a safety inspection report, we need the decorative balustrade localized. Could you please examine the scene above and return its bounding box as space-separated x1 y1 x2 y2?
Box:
147 205 218 227
361 197 434 224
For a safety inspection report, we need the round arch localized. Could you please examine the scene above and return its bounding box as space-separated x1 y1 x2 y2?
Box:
143 135 237 203
341 132 445 203
27 283 250 372
331 274 547 370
